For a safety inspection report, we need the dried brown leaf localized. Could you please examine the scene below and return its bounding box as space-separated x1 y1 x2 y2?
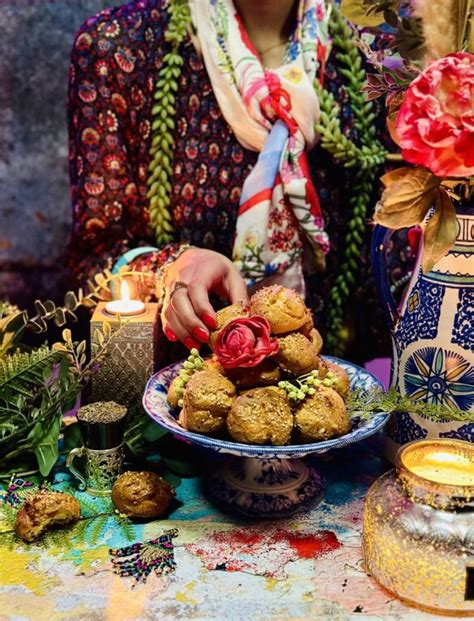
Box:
340 0 386 26
386 92 403 147
375 167 440 229
422 189 458 273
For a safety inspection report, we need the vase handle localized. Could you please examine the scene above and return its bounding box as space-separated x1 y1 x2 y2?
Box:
370 225 399 327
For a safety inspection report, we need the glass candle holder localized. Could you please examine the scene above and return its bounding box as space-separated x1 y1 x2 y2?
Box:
363 438 474 616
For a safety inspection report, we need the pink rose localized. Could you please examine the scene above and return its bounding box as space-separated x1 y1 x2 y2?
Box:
214 316 279 369
396 53 474 177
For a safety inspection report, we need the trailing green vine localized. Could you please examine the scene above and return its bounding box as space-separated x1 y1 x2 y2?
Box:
147 0 190 245
315 6 387 355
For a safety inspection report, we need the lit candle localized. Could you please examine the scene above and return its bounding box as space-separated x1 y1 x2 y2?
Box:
105 281 145 317
400 439 474 487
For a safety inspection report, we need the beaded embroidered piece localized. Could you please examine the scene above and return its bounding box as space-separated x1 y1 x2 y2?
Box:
109 528 179 585
4 478 41 507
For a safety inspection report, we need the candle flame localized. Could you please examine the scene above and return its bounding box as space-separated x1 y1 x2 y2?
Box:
120 280 130 302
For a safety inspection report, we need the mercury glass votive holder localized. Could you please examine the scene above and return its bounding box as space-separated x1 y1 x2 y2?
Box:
363 438 474 616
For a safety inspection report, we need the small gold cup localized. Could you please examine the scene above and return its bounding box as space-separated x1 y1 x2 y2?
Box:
66 402 127 496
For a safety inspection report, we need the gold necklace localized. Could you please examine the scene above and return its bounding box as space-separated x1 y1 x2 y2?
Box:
255 40 287 57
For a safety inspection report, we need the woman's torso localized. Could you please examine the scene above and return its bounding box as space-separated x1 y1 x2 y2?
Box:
69 0 401 360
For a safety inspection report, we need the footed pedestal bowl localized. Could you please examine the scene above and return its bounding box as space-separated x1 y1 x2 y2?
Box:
143 357 389 518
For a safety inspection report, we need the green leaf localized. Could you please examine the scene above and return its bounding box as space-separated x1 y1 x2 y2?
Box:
162 456 199 477
52 342 68 353
93 329 105 347
28 318 47 333
62 422 82 452
141 418 168 442
59 356 72 380
0 310 27 356
31 414 61 475
43 300 56 314
0 347 59 399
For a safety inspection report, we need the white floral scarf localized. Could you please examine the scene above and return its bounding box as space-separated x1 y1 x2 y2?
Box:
189 0 331 291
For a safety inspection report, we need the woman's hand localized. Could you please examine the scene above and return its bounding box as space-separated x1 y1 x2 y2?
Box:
161 248 249 349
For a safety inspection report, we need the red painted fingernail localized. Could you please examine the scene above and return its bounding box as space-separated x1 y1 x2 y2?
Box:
164 327 178 342
202 312 217 330
192 327 209 342
184 337 200 350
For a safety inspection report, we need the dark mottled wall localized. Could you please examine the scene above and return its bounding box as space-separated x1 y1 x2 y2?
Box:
0 0 119 309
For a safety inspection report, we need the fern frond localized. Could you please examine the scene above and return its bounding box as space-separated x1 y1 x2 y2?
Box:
348 387 473 423
87 514 110 546
0 347 60 399
117 517 138 543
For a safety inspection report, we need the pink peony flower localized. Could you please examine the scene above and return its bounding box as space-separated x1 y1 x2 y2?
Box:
396 53 474 177
214 316 279 369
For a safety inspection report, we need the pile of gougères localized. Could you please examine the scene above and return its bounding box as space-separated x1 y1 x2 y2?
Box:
167 286 351 445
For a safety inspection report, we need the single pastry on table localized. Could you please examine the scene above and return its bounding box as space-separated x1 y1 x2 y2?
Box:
294 387 350 443
179 370 236 434
227 387 293 445
249 285 308 334
112 471 175 519
15 492 81 543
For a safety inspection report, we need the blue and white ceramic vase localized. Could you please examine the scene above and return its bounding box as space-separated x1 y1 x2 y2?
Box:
372 197 474 461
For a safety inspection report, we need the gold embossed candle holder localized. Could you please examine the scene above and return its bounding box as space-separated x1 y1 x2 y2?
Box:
90 300 159 417
363 439 474 615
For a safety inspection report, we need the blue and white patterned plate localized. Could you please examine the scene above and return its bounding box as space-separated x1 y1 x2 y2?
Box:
143 356 389 459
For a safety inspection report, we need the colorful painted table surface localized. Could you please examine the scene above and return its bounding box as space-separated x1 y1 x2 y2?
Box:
0 438 446 621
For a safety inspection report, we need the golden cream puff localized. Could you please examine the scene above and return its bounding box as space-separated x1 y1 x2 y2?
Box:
250 286 307 334
294 387 350 443
227 387 293 445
